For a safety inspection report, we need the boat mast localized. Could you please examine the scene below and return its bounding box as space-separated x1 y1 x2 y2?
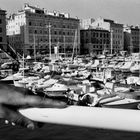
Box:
138 29 140 77
71 29 77 61
48 22 52 59
110 29 113 55
33 34 36 62
23 53 25 78
64 35 66 59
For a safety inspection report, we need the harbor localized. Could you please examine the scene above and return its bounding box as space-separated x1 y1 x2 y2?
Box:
1 0 140 140
1 53 140 106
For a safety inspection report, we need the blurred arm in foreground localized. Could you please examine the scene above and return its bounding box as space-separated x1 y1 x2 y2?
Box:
0 83 67 129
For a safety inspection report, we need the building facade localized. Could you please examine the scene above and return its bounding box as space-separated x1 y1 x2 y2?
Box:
7 4 80 57
82 17 124 54
124 25 140 53
0 9 7 51
80 18 95 29
80 28 110 55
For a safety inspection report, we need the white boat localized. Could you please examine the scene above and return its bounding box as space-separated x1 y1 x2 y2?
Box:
0 71 23 84
107 61 117 69
126 76 139 85
35 79 58 89
119 61 133 72
114 61 124 71
130 62 140 73
44 83 68 97
19 106 140 132
100 97 140 109
90 59 99 69
14 76 39 88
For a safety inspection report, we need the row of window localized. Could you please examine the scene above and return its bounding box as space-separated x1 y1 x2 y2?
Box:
132 41 140 45
29 45 74 48
132 37 140 40
132 31 140 35
88 45 121 50
113 40 121 45
8 37 21 41
113 34 123 39
83 32 110 38
83 38 110 44
29 36 74 43
29 29 75 36
112 29 123 34
28 21 78 29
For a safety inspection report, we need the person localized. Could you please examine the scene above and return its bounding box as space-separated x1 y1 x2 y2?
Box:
0 83 67 129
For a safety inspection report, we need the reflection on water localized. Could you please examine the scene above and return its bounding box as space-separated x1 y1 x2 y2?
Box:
0 120 140 140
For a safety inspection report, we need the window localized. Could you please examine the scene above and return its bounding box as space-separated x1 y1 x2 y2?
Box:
54 31 57 35
0 28 2 33
34 30 37 34
0 37 2 42
44 30 47 34
29 29 32 34
29 21 32 26
40 30 42 34
0 19 2 24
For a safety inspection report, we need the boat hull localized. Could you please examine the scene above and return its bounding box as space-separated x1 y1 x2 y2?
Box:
101 101 140 109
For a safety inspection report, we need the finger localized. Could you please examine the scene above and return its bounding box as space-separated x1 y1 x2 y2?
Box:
0 105 35 129
0 84 67 108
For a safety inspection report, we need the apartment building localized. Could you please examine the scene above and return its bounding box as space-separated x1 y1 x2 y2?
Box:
80 28 110 55
124 25 140 53
7 4 80 57
81 17 124 54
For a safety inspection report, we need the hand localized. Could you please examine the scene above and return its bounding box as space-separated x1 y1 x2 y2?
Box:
0 83 67 129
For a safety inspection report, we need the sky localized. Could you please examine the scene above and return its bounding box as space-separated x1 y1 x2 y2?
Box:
1 0 140 25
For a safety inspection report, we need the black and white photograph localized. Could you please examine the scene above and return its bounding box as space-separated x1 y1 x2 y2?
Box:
0 0 140 139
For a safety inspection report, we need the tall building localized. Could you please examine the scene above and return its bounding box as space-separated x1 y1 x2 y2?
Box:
0 9 7 51
80 28 110 55
81 17 124 54
7 4 80 57
124 25 140 53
